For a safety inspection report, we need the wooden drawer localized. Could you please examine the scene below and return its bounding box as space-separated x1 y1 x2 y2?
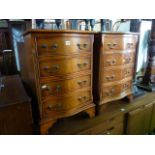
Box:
40 74 91 98
105 114 124 125
102 64 133 83
100 123 124 135
102 35 137 51
36 35 92 56
103 51 135 67
38 56 91 77
42 89 92 118
78 114 124 135
102 79 132 101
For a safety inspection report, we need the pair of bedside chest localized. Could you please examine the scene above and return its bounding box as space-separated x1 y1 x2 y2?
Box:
21 30 138 134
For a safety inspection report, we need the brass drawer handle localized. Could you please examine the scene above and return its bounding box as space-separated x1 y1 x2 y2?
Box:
83 43 87 48
127 43 134 48
107 127 114 131
44 65 60 73
41 84 61 92
77 62 88 68
124 70 131 76
108 117 115 122
106 59 116 65
123 57 132 63
111 75 115 79
47 103 61 110
77 43 87 50
112 59 116 64
106 60 111 64
123 83 129 89
105 92 113 96
51 44 58 49
105 88 115 96
78 96 87 102
77 80 87 86
41 85 51 91
48 104 53 109
106 75 115 81
41 44 47 49
107 42 118 49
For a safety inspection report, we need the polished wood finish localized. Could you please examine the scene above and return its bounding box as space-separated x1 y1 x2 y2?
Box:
42 89 92 118
0 75 33 134
39 55 91 77
84 106 95 118
40 119 57 135
126 102 153 135
103 35 137 51
77 113 124 135
102 64 133 83
40 74 91 98
36 35 92 56
48 92 155 135
102 78 132 103
22 30 95 134
93 32 138 107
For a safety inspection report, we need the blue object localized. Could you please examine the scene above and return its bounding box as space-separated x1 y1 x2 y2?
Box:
36 19 44 29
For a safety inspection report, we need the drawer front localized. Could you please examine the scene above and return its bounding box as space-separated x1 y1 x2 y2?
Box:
103 51 135 67
43 90 92 118
102 83 122 98
40 75 91 98
101 123 124 135
103 35 137 51
39 56 91 77
78 115 124 135
105 114 124 125
102 80 132 99
121 80 132 92
103 65 133 83
36 36 92 56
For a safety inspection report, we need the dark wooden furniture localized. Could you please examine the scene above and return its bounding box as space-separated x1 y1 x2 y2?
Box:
1 50 16 75
22 30 95 134
0 75 33 134
138 20 155 91
93 32 139 109
0 21 17 75
0 51 2 72
0 27 12 51
48 92 155 135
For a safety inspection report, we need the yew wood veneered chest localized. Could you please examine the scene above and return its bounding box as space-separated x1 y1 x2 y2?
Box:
22 30 95 134
93 32 139 108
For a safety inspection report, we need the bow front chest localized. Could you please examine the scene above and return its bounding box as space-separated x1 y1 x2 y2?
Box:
22 30 95 134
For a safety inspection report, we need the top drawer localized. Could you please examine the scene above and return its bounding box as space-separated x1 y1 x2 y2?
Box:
102 35 137 51
35 35 92 56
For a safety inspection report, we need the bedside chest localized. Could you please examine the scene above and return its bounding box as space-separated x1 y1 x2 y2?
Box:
0 75 33 134
93 32 139 108
22 30 95 134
